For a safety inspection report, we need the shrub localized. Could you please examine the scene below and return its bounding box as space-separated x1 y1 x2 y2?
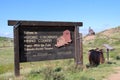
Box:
116 55 120 60
54 67 62 72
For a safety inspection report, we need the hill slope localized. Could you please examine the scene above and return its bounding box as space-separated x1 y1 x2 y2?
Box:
84 26 120 45
83 26 120 59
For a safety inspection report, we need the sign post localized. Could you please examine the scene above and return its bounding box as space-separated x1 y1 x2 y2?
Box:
14 25 20 76
8 20 83 76
103 44 114 61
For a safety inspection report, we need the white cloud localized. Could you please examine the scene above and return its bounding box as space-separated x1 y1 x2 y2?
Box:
0 32 13 38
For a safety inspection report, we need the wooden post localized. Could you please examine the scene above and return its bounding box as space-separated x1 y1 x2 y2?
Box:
79 33 83 65
75 26 83 67
14 26 20 77
106 48 109 61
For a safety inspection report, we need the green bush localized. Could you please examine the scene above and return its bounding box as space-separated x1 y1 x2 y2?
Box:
54 67 62 72
116 55 120 60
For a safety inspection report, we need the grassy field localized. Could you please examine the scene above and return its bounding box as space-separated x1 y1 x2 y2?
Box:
0 27 120 80
0 47 120 80
0 37 13 48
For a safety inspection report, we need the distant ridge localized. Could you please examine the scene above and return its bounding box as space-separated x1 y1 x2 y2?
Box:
0 36 13 41
84 26 120 41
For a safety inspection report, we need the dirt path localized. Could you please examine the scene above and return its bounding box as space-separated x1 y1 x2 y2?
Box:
104 67 120 80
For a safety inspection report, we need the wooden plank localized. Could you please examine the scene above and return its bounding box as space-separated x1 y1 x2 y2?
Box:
8 20 83 27
14 26 20 76
79 33 83 65
74 26 77 64
74 26 81 66
103 44 114 50
74 27 83 67
76 26 81 65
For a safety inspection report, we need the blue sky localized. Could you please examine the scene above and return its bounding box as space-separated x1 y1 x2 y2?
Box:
0 0 120 38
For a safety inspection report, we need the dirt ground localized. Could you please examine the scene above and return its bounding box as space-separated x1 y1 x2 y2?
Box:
103 67 120 80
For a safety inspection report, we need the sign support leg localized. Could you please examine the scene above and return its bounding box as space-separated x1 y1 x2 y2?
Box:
14 26 20 77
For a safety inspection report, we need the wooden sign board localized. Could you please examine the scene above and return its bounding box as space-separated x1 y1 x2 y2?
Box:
8 20 83 76
19 26 75 62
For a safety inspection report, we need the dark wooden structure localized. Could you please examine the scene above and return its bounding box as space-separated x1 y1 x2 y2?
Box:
8 20 83 76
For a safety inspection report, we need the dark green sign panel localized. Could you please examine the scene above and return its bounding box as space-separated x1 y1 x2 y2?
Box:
19 26 75 62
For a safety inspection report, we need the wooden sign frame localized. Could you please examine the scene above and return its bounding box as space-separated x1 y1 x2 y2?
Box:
8 20 83 76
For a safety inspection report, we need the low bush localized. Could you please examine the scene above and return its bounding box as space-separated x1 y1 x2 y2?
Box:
116 55 120 60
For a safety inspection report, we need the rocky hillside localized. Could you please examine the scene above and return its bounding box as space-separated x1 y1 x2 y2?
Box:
83 26 120 46
83 26 120 59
